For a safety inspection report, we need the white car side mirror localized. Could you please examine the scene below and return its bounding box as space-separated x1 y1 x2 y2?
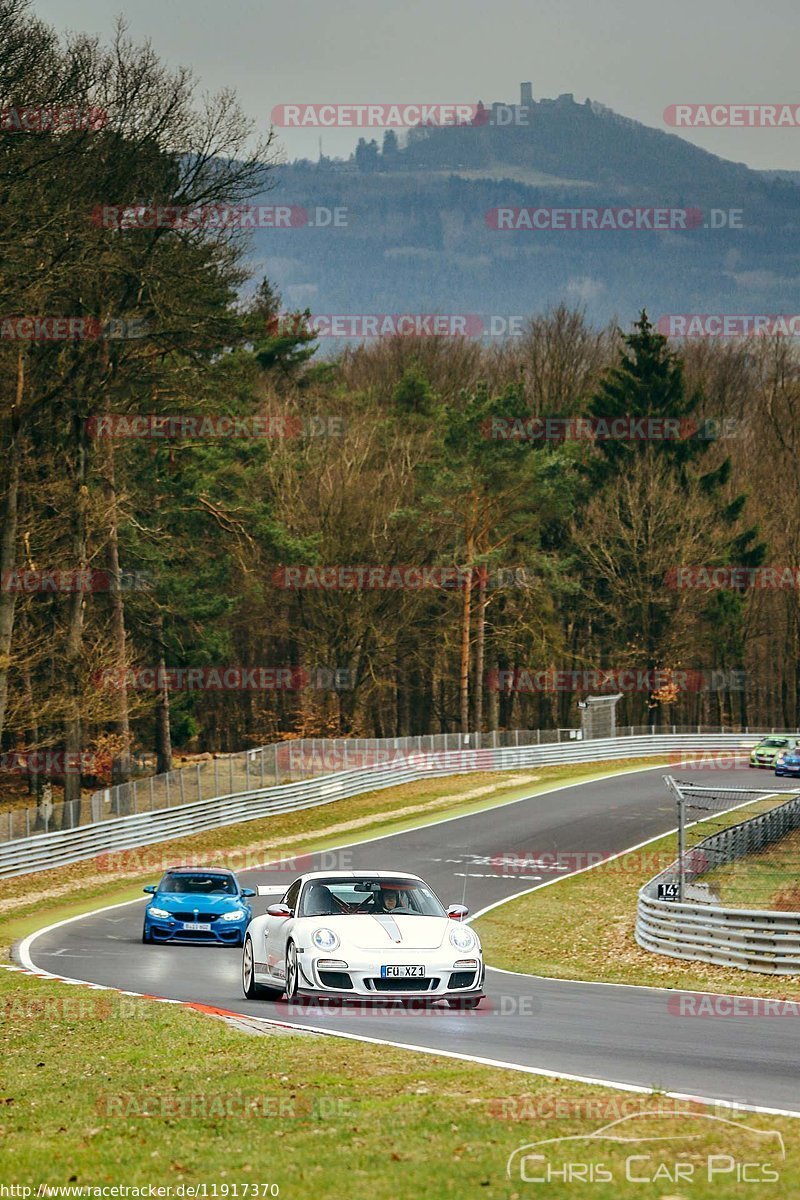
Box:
447 904 469 921
267 903 292 918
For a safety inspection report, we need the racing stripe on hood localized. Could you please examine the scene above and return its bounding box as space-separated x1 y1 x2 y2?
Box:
370 914 402 942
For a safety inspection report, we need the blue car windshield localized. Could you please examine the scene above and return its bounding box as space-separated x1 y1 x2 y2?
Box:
160 873 238 895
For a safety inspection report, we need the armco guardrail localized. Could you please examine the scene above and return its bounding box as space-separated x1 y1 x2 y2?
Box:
1 723 775 844
0 732 760 878
636 790 800 974
2 727 585 843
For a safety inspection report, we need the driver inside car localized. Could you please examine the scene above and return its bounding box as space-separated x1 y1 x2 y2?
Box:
375 885 407 912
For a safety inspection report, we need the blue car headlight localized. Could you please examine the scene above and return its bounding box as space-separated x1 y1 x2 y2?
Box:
221 908 248 922
148 906 172 920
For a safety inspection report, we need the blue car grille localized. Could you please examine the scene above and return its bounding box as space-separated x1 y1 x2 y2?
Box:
171 911 221 922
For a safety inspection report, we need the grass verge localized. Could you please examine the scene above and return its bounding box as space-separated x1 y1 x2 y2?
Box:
476 794 800 998
1 965 797 1197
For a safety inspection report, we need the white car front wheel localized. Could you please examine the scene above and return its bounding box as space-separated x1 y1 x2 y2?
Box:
285 941 300 1000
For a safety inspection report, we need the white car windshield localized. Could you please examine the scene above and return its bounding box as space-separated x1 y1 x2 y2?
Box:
298 877 446 918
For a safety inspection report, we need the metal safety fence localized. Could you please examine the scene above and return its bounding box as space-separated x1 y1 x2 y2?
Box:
637 781 800 974
1 723 780 845
0 730 765 878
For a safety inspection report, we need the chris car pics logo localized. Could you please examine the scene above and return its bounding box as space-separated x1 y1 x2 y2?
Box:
506 1111 784 1185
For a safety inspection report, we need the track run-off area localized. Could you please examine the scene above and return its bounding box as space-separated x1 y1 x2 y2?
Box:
15 764 800 1118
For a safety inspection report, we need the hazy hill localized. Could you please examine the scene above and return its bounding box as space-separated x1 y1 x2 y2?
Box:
251 90 800 337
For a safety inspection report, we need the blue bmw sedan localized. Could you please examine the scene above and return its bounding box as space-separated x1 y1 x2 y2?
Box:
142 867 255 946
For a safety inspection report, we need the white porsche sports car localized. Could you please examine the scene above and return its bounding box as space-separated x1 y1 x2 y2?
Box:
242 870 485 1008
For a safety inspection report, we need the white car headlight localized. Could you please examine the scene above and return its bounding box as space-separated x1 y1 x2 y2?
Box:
221 908 247 921
449 924 477 952
312 927 340 951
148 906 172 920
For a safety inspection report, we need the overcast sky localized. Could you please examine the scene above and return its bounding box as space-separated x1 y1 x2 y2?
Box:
33 0 800 170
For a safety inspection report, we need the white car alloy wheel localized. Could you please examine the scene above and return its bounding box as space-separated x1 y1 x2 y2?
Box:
242 936 254 994
242 935 280 1001
286 942 299 1000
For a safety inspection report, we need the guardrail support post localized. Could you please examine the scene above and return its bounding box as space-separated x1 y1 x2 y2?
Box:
664 775 686 902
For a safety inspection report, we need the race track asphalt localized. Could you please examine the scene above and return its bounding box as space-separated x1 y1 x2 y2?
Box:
19 764 800 1114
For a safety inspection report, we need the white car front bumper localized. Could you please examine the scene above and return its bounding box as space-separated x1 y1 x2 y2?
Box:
295 948 485 1002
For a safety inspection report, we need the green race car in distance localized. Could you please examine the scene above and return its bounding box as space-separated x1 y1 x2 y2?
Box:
749 735 799 768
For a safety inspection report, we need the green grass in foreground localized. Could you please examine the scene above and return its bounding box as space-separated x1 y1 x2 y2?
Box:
476 795 800 997
1 967 797 1198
